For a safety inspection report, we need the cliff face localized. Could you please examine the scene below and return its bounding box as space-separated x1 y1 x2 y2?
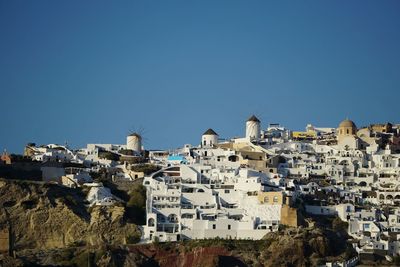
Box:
260 228 346 267
105 226 349 267
130 246 229 267
0 180 139 252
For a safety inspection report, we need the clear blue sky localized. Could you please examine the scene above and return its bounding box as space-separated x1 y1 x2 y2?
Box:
1 1 399 153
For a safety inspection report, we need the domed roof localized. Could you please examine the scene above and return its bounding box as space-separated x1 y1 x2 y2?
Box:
247 115 260 123
203 128 218 136
339 119 356 128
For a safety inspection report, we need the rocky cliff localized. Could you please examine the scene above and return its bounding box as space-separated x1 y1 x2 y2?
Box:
0 180 140 253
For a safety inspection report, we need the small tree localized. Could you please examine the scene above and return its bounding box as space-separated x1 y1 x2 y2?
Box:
98 151 120 161
393 255 400 265
153 236 160 245
119 149 134 156
332 217 348 233
126 233 141 244
126 184 147 224
131 164 161 175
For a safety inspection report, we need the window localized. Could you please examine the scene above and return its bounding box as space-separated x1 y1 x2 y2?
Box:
228 224 231 230
264 197 269 203
273 196 279 203
203 140 206 146
148 218 155 227
213 224 216 229
168 214 178 223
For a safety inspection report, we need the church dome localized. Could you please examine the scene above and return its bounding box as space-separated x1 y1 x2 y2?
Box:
339 119 356 129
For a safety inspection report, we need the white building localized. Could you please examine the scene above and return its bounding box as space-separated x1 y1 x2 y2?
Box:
142 159 284 242
86 185 119 206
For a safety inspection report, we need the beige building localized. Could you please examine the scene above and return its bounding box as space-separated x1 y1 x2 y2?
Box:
337 119 359 150
357 127 381 149
281 205 302 227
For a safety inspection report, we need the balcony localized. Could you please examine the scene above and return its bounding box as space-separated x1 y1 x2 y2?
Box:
156 223 179 233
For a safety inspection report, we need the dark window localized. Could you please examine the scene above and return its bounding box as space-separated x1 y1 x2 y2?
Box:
213 224 216 229
228 224 231 230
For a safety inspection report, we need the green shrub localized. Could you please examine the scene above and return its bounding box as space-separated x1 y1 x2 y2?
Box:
131 164 161 175
278 224 288 231
71 251 91 267
332 217 348 233
153 236 160 245
98 151 120 161
393 255 400 265
119 149 134 156
127 233 141 244
126 184 147 224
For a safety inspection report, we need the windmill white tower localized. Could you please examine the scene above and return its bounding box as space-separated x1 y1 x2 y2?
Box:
201 129 218 148
127 132 142 154
246 115 261 140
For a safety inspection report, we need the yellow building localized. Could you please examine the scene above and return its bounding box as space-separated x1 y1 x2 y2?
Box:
258 191 285 205
292 131 317 140
371 123 393 133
